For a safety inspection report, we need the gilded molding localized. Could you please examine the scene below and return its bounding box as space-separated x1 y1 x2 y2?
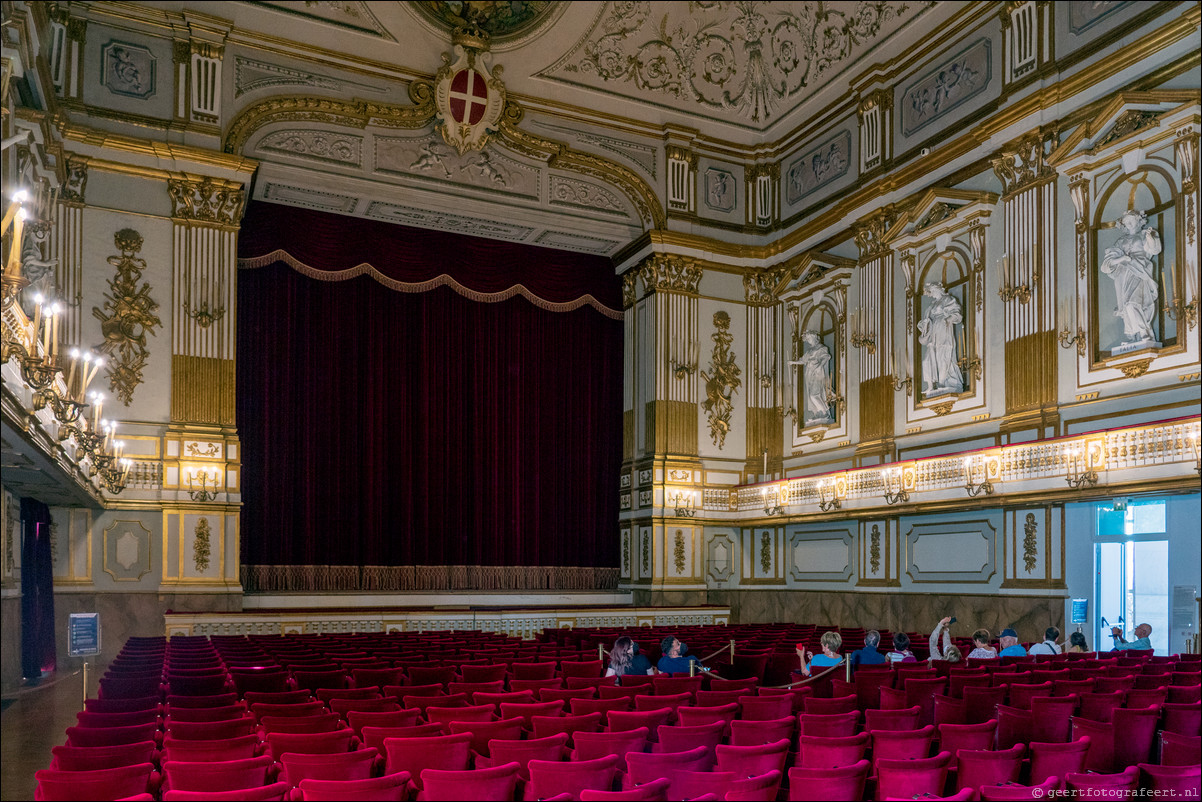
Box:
869 524 882 574
499 101 666 229
637 253 703 296
194 517 212 573
1118 358 1154 379
167 176 246 227
621 272 638 310
759 532 771 574
992 129 1058 198
858 87 893 115
666 145 698 167
60 158 88 204
93 229 161 406
700 311 740 449
1022 512 1038 574
223 83 437 154
673 530 686 574
743 264 791 307
854 205 899 260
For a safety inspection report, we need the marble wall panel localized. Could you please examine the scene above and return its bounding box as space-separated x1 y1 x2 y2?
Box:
2 595 21 697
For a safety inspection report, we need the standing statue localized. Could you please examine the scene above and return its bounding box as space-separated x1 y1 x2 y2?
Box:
1099 208 1161 347
790 330 833 424
917 282 964 396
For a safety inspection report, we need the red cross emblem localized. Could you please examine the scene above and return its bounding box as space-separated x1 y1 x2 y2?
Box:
448 69 489 126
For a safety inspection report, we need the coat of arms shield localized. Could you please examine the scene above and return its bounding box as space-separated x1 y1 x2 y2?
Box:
434 40 506 155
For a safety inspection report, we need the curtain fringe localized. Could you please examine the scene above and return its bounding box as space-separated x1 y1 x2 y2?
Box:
241 565 621 593
239 250 623 319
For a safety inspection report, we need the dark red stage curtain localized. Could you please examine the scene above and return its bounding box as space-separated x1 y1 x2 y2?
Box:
236 203 622 576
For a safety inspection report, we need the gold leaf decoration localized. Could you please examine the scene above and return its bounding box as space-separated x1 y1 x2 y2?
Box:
641 532 649 574
622 534 630 575
673 530 686 574
1022 512 1038 574
1118 358 1153 379
700 311 741 449
194 517 212 573
760 532 771 573
870 524 881 574
93 229 161 405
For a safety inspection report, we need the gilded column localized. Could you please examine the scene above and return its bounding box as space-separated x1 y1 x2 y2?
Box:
992 129 1059 432
853 206 898 457
744 266 787 478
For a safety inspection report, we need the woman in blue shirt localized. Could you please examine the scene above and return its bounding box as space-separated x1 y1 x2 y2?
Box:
798 631 844 676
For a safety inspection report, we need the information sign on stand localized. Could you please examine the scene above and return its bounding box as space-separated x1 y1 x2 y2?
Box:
68 613 101 657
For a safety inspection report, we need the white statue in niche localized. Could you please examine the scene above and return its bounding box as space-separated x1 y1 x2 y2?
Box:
917 282 964 397
1099 208 1161 351
790 330 833 425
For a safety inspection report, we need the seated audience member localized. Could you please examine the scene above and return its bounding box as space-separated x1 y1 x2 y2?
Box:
928 617 962 663
1111 622 1153 652
657 635 702 674
1028 627 1062 656
998 628 1027 657
850 630 887 671
967 629 997 659
606 636 654 677
886 632 916 663
799 631 844 677
1066 631 1088 653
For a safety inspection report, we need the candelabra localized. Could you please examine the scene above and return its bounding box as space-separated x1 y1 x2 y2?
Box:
891 371 913 396
881 467 909 505
1063 446 1099 489
1 191 29 311
1058 326 1088 356
1191 424 1201 475
957 353 982 382
762 484 785 516
99 458 132 494
183 300 226 329
669 490 697 518
1164 295 1199 330
817 479 841 512
997 255 1037 304
997 281 1033 304
670 357 697 380
187 469 221 502
850 329 876 354
963 455 995 497
669 340 699 380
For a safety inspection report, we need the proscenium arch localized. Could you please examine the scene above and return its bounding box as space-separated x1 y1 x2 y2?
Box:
223 89 665 230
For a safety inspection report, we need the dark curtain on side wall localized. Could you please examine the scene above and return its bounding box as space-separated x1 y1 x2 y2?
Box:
20 497 55 681
237 202 622 569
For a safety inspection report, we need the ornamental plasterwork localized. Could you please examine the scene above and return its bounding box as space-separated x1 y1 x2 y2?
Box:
375 134 539 198
744 265 791 307
254 1 392 39
759 532 772 573
234 56 387 98
543 1 920 125
364 200 535 242
93 229 160 406
61 159 88 204
674 530 686 574
786 130 852 205
1022 512 1038 574
638 254 703 295
167 178 247 227
991 129 1058 197
700 311 741 449
869 524 881 573
194 517 212 573
854 206 898 259
260 129 363 167
549 175 628 215
532 120 658 179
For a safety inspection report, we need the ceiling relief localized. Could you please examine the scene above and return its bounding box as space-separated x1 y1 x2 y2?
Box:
233 57 388 98
411 1 563 46
541 1 924 126
374 133 540 199
248 1 393 39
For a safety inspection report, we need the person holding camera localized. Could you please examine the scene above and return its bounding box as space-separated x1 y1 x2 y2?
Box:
929 616 962 663
797 631 844 677
1111 622 1153 652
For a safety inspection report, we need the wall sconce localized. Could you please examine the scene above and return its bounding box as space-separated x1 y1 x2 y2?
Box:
881 467 909 505
187 467 221 502
1 191 29 308
849 307 876 354
1058 326 1087 356
963 454 995 497
997 254 1035 304
669 489 698 517
762 483 785 516
100 457 132 494
888 349 912 395
1063 444 1099 489
1190 423 1201 475
669 340 699 379
1162 261 1198 331
817 479 840 512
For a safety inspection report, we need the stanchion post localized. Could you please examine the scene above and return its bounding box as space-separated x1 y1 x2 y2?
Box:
845 656 852 683
730 639 736 661
598 644 604 661
82 662 89 707
690 661 696 677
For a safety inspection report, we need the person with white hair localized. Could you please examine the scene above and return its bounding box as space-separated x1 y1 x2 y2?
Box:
1111 622 1153 652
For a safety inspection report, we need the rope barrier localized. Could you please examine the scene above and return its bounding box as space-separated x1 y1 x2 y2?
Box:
763 658 847 689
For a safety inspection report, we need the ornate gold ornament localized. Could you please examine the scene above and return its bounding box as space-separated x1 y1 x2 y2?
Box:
759 532 771 573
622 534 630 575
641 532 649 574
194 517 212 573
853 206 897 260
930 401 955 416
1022 513 1038 574
882 467 908 505
93 229 160 405
991 129 1057 198
637 253 703 295
869 524 881 574
168 176 246 227
621 272 638 309
673 530 686 574
1099 109 1162 147
700 311 740 449
743 265 790 307
1118 358 1153 379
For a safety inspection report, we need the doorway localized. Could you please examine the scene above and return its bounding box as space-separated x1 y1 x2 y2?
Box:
1095 499 1168 655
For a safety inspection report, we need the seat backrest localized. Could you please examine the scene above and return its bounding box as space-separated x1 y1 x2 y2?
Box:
937 719 998 756
161 734 259 763
163 755 274 793
448 716 525 756
264 728 355 760
278 748 379 787
786 759 870 802
796 732 870 769
865 705 921 732
571 727 650 770
295 771 412 802
526 754 620 800
419 760 521 802
874 750 953 802
425 702 497 726
1027 736 1091 786
869 725 936 770
954 744 1025 792
607 707 674 741
50 741 158 772
625 745 711 786
714 739 791 776
35 763 157 802
65 723 160 748
486 733 570 779
1160 731 1202 766
730 716 796 747
531 711 603 742
381 732 472 788
797 710 860 738
361 723 445 753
